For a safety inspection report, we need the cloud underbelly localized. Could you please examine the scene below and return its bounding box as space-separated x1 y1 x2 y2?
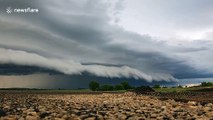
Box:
0 48 176 82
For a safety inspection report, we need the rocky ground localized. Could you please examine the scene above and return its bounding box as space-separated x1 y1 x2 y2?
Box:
0 92 213 120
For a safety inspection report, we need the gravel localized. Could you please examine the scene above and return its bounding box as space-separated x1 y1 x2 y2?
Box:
0 92 213 120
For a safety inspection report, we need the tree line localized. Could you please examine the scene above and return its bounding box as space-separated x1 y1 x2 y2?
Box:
89 81 134 91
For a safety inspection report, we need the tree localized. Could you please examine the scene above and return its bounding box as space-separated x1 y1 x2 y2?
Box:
100 85 114 91
121 81 132 90
177 85 183 88
114 84 124 90
134 86 155 94
89 81 99 91
153 85 161 89
201 82 213 86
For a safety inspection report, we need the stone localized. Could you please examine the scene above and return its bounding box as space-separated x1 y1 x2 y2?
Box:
205 103 213 107
150 114 158 118
1 116 17 120
97 115 104 120
40 111 51 118
188 101 197 106
55 118 65 120
26 115 39 120
27 112 37 116
118 113 126 119
135 109 142 113
0 109 6 117
84 117 96 120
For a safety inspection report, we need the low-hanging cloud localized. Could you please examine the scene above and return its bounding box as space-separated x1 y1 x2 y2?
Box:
0 48 176 82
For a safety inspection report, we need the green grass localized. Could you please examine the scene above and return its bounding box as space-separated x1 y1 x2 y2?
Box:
2 86 212 93
154 86 213 93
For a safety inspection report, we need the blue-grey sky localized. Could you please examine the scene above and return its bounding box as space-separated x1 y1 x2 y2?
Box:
0 0 213 82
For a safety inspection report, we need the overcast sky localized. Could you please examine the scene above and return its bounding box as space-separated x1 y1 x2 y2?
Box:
0 0 213 82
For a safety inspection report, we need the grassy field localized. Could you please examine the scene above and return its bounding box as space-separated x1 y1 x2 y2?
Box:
154 86 213 93
1 86 212 93
0 86 213 103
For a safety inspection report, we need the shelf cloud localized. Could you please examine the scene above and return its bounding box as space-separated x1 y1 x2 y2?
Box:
0 48 176 82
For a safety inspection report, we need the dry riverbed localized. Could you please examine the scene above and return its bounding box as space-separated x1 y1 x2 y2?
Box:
0 92 213 120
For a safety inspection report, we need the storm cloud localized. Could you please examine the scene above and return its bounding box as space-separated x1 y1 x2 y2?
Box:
0 0 213 82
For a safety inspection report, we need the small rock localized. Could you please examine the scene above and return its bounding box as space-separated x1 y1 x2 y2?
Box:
150 114 158 118
18 117 25 120
27 112 37 116
0 109 6 117
135 109 142 113
85 117 96 120
97 115 103 119
40 111 51 118
62 115 68 119
205 103 213 107
98 111 107 116
55 118 65 120
1 117 16 120
188 101 197 106
205 112 213 118
118 113 126 119
26 115 38 120
161 106 167 110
